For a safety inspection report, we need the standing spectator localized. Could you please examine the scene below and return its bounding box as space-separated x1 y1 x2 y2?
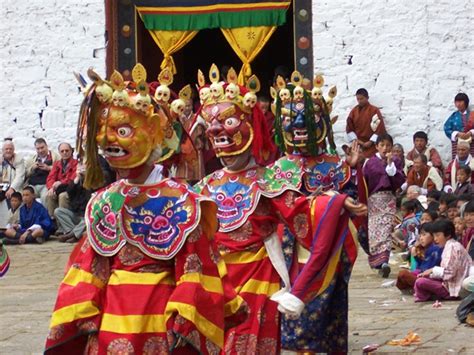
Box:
0 140 25 227
406 131 444 174
3 186 52 244
444 141 474 191
55 160 90 243
444 93 473 159
346 88 387 158
25 138 59 206
45 143 77 217
363 134 405 277
403 154 443 194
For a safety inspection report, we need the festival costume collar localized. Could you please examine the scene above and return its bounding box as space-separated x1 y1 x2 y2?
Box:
268 153 351 193
86 178 211 260
195 164 300 232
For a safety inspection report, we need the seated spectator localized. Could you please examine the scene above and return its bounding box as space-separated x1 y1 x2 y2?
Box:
392 143 406 173
420 209 438 225
396 223 442 291
404 185 427 213
45 143 77 218
414 219 472 302
25 138 59 206
461 202 474 297
3 186 53 244
406 131 443 173
6 192 22 228
403 154 443 194
461 200 474 255
438 193 457 218
454 216 466 240
393 200 420 250
445 141 474 192
447 201 460 221
454 165 473 195
55 161 90 243
0 140 25 227
428 201 440 213
427 190 442 204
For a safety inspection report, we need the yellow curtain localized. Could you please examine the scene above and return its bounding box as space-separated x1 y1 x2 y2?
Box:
148 30 198 74
221 26 276 85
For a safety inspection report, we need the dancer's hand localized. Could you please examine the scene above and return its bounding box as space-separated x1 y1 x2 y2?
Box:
344 198 367 216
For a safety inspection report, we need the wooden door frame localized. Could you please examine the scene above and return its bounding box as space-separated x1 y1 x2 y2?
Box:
105 0 314 80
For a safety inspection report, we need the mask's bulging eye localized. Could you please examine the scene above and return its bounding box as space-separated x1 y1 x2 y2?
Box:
117 126 132 138
224 117 240 129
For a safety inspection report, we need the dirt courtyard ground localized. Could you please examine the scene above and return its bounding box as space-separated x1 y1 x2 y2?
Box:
1 242 473 354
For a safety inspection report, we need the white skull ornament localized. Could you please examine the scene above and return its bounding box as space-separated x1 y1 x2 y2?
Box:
210 82 224 100
311 87 323 101
96 84 113 104
112 90 130 107
155 85 171 103
293 86 304 101
133 94 151 115
199 87 211 104
225 83 240 100
171 99 186 118
243 92 257 108
279 88 291 103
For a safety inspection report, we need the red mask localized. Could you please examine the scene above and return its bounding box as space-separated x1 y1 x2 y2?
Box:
202 102 253 157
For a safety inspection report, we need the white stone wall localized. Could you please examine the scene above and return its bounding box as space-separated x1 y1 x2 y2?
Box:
312 0 474 163
0 0 105 156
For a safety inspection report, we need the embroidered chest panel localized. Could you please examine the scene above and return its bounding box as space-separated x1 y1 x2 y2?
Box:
302 154 351 193
86 179 201 260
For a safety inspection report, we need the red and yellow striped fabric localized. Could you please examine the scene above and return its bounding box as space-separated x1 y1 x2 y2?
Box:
45 223 243 354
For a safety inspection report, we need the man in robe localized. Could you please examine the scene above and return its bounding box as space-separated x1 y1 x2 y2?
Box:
403 154 443 194
406 131 443 174
4 186 52 244
445 140 474 192
346 88 386 158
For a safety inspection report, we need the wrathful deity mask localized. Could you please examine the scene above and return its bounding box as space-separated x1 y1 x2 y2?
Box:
202 101 253 158
278 100 326 153
96 105 165 170
273 71 337 156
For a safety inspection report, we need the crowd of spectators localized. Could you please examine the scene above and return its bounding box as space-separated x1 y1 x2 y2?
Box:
0 138 113 244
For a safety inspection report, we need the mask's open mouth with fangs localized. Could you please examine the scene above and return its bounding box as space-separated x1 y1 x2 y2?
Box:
146 225 175 245
292 129 308 141
213 135 234 148
104 145 129 158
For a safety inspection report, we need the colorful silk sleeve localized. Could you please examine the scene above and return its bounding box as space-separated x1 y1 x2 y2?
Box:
45 241 110 354
289 193 358 303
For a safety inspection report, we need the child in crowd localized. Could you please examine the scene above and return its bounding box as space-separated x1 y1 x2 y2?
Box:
6 192 22 228
427 190 442 204
454 216 466 240
454 165 473 195
393 200 420 251
396 223 442 291
420 210 438 224
427 201 440 213
364 134 405 277
447 201 459 221
438 193 457 218
462 201 474 258
453 216 466 244
414 219 472 302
